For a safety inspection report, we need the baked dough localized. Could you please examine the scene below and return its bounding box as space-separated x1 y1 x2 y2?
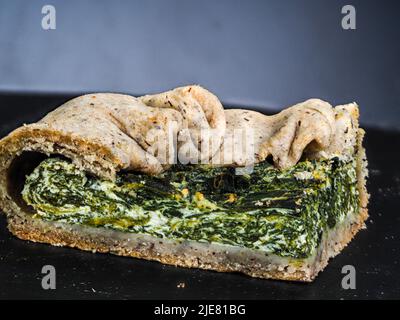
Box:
0 85 369 281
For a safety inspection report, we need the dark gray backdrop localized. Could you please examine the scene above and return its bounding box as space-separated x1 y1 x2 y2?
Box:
0 0 399 130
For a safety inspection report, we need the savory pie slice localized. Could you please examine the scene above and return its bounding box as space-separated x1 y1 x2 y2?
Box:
0 85 368 281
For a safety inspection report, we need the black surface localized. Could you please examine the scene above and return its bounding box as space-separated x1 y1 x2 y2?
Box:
0 93 399 300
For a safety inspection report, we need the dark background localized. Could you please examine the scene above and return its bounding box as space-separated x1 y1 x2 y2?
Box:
0 0 399 130
0 0 400 300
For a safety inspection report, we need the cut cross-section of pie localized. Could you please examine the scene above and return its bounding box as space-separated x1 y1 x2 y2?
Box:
0 86 369 281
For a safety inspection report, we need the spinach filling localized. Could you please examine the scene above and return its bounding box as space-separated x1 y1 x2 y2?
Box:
21 157 359 259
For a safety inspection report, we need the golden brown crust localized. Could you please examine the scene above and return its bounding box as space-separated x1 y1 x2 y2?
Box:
2 140 369 282
0 86 228 181
6 207 368 282
213 100 360 168
139 85 226 164
0 86 369 281
0 125 123 179
0 87 362 180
